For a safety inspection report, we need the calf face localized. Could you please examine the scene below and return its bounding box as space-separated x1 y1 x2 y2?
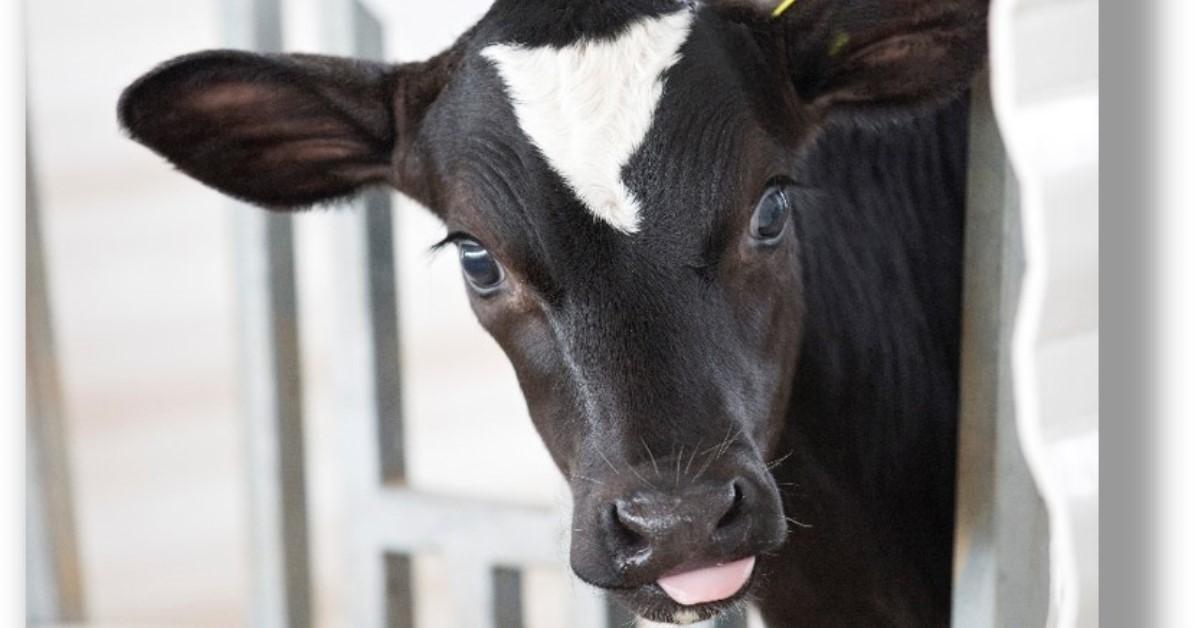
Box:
119 0 985 622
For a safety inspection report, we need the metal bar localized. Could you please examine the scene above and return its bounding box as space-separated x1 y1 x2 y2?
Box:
605 595 637 628
25 141 86 624
366 191 405 484
951 75 1050 628
492 567 524 628
321 0 386 499
358 39 407 486
384 554 416 628
222 2 313 628
234 211 313 628
362 490 571 566
329 180 389 628
317 3 414 627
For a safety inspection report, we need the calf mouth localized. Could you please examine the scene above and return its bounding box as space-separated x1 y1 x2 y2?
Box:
608 555 761 625
568 443 789 623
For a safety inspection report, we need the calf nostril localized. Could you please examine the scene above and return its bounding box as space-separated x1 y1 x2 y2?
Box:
715 480 743 530
611 502 648 548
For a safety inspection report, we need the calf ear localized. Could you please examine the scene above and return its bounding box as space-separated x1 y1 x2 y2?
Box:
718 0 988 117
118 49 457 210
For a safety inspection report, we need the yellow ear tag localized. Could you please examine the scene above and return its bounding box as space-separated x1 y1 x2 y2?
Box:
829 31 851 56
772 0 798 18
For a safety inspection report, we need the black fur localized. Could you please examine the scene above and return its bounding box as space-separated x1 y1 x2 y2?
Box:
759 100 968 627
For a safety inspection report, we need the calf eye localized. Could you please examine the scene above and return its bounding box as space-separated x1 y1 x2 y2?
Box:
750 185 792 244
457 240 506 294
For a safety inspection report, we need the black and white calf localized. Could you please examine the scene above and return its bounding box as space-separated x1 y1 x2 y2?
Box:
118 0 987 624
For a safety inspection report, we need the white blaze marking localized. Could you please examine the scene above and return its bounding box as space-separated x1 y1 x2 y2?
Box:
482 10 695 234
673 609 702 624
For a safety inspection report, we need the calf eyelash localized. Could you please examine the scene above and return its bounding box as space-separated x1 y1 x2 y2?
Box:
429 230 473 253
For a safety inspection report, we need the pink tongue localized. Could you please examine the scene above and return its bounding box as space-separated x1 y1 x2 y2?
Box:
656 557 756 606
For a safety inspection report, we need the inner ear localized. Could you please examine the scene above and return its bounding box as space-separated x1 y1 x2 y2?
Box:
119 50 402 209
712 0 988 118
809 12 989 112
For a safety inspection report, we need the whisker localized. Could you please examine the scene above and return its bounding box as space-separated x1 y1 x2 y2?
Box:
766 449 795 471
625 458 654 490
692 425 736 481
597 450 621 478
715 429 737 460
640 436 661 479
786 516 814 529
674 444 684 489
692 435 727 462
683 443 700 479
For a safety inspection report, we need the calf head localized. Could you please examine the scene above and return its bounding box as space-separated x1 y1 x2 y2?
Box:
119 0 984 622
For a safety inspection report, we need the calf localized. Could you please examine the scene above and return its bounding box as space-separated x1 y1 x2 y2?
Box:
118 0 987 624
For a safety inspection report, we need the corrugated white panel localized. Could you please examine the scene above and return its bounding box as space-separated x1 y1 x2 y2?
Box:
990 1 1099 627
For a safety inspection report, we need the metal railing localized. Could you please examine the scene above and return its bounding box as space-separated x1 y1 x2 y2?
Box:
952 74 1051 628
26 138 86 625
